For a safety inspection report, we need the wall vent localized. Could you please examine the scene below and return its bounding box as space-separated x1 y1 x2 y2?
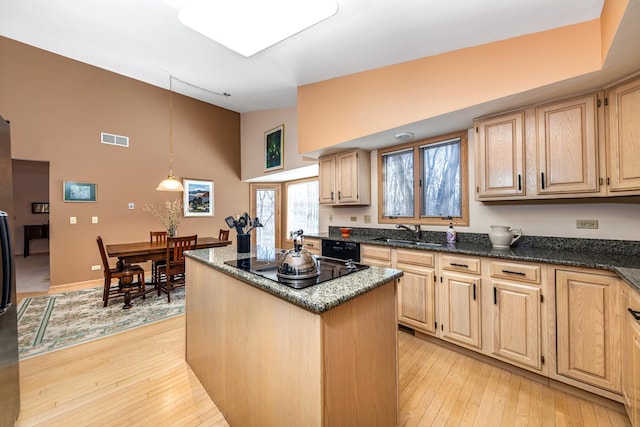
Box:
101 132 129 147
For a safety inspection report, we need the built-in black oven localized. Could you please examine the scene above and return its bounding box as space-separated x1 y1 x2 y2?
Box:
321 239 361 262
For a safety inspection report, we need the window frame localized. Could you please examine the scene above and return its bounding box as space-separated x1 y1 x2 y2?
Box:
377 130 469 226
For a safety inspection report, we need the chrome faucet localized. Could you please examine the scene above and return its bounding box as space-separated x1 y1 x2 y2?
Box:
396 224 421 240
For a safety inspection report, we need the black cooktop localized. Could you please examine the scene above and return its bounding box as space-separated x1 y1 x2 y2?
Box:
224 255 369 289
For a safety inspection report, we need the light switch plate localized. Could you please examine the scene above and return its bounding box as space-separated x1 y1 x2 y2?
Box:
70 216 77 224
128 202 135 210
92 216 98 224
364 215 371 224
350 216 357 222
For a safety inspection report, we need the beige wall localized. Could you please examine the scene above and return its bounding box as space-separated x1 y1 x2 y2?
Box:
12 160 50 256
297 20 602 152
240 106 316 180
0 36 245 286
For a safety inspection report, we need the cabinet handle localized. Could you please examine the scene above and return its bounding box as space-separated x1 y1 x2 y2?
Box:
450 263 468 268
517 174 522 191
541 172 545 190
501 269 526 276
494 287 497 305
473 283 476 301
337 191 341 200
330 191 334 201
629 308 640 321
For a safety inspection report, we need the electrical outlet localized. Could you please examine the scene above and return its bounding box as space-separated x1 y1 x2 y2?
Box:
128 202 135 210
364 215 371 224
92 216 98 224
576 219 598 229
329 214 333 223
69 216 77 224
350 216 357 222
91 265 101 271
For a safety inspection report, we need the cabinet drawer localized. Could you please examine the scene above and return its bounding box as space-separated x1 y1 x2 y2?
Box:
303 238 320 255
489 260 541 284
396 249 435 268
442 254 481 274
361 245 391 262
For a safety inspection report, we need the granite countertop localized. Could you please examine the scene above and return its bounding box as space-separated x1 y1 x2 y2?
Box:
304 231 640 292
185 246 403 314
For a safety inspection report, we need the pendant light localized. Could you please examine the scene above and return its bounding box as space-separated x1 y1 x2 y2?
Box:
156 75 185 192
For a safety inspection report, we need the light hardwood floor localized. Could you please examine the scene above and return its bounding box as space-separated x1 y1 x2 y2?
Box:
15 289 632 426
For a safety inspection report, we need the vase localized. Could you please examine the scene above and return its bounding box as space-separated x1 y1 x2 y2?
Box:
168 228 177 237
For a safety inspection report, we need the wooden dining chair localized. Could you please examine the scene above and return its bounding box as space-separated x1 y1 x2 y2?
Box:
218 229 229 241
96 236 146 308
158 234 197 302
150 231 168 286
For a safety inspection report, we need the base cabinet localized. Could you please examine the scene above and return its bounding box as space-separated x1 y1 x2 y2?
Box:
555 269 621 393
440 271 481 349
632 320 640 427
396 249 436 334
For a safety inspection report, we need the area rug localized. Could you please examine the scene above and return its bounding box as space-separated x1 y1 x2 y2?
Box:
17 286 185 360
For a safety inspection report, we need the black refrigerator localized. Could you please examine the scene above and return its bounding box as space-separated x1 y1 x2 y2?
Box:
0 116 20 426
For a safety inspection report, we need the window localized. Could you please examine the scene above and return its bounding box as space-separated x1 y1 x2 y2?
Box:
378 130 468 226
285 178 319 239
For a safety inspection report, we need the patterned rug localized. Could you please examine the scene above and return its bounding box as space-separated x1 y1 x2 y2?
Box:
17 286 185 360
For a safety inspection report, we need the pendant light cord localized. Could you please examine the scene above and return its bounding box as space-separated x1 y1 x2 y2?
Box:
168 75 174 176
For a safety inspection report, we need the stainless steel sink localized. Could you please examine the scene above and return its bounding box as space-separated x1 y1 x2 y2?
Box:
373 238 443 248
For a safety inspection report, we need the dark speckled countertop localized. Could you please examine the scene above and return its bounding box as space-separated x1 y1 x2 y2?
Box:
304 227 640 292
185 246 403 314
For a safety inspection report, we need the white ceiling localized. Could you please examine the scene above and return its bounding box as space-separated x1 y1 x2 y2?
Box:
0 0 611 115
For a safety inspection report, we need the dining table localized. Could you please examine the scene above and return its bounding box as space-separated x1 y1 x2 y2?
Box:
106 236 231 270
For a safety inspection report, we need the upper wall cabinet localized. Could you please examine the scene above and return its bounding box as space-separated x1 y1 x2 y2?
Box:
319 149 371 206
607 76 640 194
475 111 526 199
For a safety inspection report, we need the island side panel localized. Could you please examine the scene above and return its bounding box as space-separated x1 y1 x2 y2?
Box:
321 280 399 427
185 258 323 427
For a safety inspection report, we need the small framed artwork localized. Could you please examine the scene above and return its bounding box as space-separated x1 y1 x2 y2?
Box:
183 179 214 217
63 181 97 202
31 202 49 214
264 124 284 172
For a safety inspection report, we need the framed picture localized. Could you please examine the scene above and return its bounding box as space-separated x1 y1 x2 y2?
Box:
31 202 49 214
264 124 284 172
63 181 97 202
183 179 214 217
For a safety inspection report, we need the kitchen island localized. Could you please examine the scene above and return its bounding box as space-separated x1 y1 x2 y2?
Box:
184 246 403 427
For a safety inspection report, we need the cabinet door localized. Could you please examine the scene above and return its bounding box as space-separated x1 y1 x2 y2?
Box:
441 272 481 349
491 280 542 370
319 156 336 204
302 238 320 255
397 263 436 334
632 321 640 427
556 270 620 392
475 112 525 199
607 77 640 193
336 150 359 204
536 94 600 195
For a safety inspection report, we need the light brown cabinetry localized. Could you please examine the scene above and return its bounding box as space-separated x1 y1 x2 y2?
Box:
302 237 320 255
632 319 640 427
475 111 525 199
555 269 621 393
319 149 371 205
440 254 482 349
488 260 543 371
536 93 602 196
624 286 640 426
395 249 436 334
360 244 392 268
606 76 640 194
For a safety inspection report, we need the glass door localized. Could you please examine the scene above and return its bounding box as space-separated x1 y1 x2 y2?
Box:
250 184 281 249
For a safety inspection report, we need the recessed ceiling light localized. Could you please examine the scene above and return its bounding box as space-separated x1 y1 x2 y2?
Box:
394 132 414 141
178 0 339 57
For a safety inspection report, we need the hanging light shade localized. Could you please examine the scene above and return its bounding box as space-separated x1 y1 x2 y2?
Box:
157 75 185 192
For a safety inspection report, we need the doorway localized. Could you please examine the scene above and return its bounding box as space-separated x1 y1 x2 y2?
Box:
12 159 50 293
250 183 281 249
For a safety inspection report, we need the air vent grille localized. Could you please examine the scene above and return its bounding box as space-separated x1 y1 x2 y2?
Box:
101 132 129 147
